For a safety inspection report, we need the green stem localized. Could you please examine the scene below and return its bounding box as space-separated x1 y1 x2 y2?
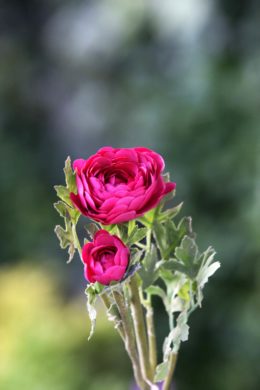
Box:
162 353 178 390
145 297 157 376
128 275 153 386
146 228 152 252
113 290 146 390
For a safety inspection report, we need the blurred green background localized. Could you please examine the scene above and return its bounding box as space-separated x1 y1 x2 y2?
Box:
0 0 260 389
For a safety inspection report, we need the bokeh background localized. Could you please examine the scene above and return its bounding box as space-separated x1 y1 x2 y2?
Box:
0 0 260 389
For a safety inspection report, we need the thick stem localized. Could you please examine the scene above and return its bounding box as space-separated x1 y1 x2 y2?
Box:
128 275 153 386
162 353 177 390
113 290 146 390
145 298 157 376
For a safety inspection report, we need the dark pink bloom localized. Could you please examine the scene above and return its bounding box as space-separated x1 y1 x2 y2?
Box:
70 146 176 225
82 230 130 285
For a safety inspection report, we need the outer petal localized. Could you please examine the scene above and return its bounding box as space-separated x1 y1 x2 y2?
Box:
84 264 96 283
97 266 126 285
73 159 85 172
81 242 94 264
70 193 88 216
164 182 176 194
107 211 136 224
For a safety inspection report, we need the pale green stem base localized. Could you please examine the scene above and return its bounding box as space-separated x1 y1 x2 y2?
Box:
128 275 153 387
162 353 178 390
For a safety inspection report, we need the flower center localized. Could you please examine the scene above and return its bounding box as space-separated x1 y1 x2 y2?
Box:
99 249 116 271
105 170 129 186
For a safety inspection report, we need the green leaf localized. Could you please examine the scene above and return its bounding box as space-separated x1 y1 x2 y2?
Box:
116 223 128 243
196 248 220 305
85 284 98 340
138 245 159 289
175 236 199 267
85 222 100 239
146 285 166 301
154 361 170 382
106 303 122 331
54 201 80 223
128 227 148 245
130 247 144 264
139 204 162 227
54 185 72 205
101 224 117 234
54 220 76 263
163 311 189 356
159 259 189 275
157 202 183 222
128 220 136 236
64 156 77 193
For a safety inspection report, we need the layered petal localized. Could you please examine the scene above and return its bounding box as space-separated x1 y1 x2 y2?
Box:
82 230 130 285
70 147 176 224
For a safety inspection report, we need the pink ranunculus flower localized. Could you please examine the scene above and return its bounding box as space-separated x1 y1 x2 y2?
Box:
70 146 176 225
82 230 130 285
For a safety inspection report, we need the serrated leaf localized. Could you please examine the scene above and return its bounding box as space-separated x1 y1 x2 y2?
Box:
139 204 162 227
158 202 183 222
128 220 136 236
196 249 220 305
54 224 71 248
159 259 189 275
129 227 148 245
54 200 80 223
54 221 76 263
154 361 169 382
157 217 195 260
175 236 199 267
198 260 220 288
163 311 189 356
85 222 99 239
153 221 167 258
54 201 68 218
146 285 166 301
54 185 72 205
138 245 159 289
106 303 122 330
85 284 98 340
64 156 77 192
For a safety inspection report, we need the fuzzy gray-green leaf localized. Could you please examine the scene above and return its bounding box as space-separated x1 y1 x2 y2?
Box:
64 156 77 193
